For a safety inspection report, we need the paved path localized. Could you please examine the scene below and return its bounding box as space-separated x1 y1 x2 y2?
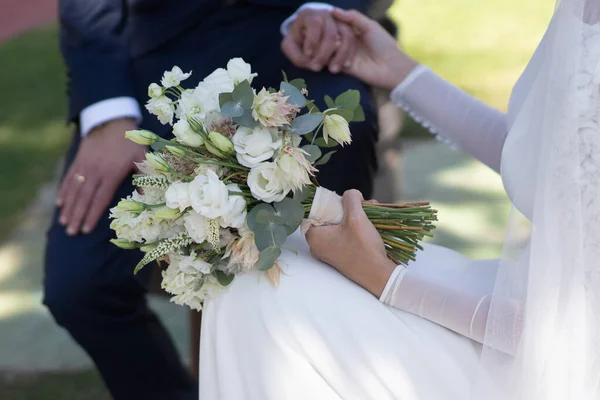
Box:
0 0 57 43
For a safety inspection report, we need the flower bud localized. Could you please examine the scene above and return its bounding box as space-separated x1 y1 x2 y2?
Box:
125 129 159 145
323 114 352 146
117 199 145 212
110 238 138 249
165 145 186 158
146 153 171 173
140 243 158 253
148 83 164 98
208 131 234 154
154 206 183 220
204 140 226 159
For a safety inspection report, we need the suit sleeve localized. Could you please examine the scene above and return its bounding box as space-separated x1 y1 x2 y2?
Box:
242 0 371 13
59 0 135 123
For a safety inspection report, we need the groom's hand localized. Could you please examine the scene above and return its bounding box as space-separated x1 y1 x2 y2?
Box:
306 190 397 297
57 118 146 236
282 8 356 74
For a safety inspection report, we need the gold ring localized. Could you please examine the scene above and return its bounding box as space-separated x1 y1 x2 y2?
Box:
75 174 86 184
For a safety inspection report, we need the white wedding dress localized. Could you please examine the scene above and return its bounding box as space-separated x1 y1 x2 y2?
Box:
199 13 600 400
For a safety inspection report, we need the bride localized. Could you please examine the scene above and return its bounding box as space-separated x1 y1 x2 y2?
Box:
200 0 600 398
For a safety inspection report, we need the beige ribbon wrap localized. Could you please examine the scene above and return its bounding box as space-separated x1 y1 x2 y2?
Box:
300 187 344 235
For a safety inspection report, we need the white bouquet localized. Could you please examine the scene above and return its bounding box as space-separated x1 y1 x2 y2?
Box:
110 59 437 310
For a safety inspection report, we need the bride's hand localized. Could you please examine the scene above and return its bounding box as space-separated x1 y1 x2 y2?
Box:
331 9 419 91
306 190 397 298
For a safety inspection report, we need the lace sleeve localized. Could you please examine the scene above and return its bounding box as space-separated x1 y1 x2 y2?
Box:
380 264 521 353
392 65 509 172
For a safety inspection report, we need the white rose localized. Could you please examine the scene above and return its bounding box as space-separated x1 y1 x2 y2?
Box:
165 181 191 212
183 211 209 243
203 68 235 93
220 184 247 228
193 68 235 115
189 170 231 219
161 66 191 88
232 126 282 168
148 83 163 98
248 162 291 203
227 58 258 85
173 119 204 147
177 89 206 120
146 96 174 125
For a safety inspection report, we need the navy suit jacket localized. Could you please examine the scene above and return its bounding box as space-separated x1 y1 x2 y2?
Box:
59 0 372 124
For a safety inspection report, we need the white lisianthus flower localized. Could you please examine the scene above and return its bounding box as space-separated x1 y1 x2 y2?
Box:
252 89 298 127
165 181 191 212
161 66 191 88
183 210 209 243
148 83 163 98
277 146 318 192
323 114 352 146
146 96 175 125
224 225 260 274
232 126 282 168
192 68 235 115
220 184 247 228
189 170 231 219
226 58 257 85
173 119 204 147
177 89 206 120
131 188 164 205
109 207 184 243
248 162 291 203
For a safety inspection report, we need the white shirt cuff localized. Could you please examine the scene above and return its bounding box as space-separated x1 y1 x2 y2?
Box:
80 97 143 137
390 64 430 103
280 2 335 36
379 265 407 303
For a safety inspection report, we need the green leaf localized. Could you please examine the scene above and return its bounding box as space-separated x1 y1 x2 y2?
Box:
352 104 365 122
302 144 322 163
305 99 321 113
313 137 338 148
315 150 338 166
232 80 254 109
281 70 289 83
324 95 336 109
255 246 282 271
304 132 314 142
151 142 166 151
247 203 275 231
214 270 235 287
292 113 323 135
290 78 307 91
219 92 233 107
328 108 354 121
283 247 299 256
294 186 312 203
335 89 360 110
220 101 244 118
233 109 258 128
281 81 307 108
254 223 287 252
274 198 305 234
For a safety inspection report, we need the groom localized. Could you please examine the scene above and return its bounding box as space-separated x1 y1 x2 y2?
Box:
45 1 378 399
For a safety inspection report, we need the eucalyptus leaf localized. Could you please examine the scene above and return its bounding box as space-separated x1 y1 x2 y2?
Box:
304 132 314 142
327 108 354 121
247 203 274 231
292 113 323 135
302 144 322 163
283 247 299 256
315 150 338 166
214 270 235 287
219 92 233 107
220 101 244 118
335 89 360 110
281 81 307 108
352 104 366 122
232 80 254 108
290 78 307 91
255 246 282 271
233 109 258 128
254 223 287 251
274 198 305 234
313 137 338 148
305 99 321 113
324 95 336 109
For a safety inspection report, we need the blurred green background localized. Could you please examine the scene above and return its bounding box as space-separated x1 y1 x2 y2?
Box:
0 0 552 398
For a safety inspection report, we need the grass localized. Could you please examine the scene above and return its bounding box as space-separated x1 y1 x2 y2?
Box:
0 24 70 242
0 0 553 398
